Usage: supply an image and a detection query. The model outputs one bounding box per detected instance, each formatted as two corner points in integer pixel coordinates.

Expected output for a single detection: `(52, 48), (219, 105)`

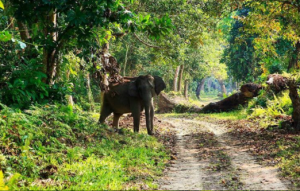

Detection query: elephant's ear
(154, 76), (166, 95)
(128, 81), (139, 97)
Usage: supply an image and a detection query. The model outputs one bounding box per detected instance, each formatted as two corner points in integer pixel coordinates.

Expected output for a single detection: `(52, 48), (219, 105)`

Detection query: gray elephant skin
(99, 75), (166, 135)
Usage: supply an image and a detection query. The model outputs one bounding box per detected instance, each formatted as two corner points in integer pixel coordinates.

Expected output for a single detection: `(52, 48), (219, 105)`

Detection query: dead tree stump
(266, 74), (288, 93)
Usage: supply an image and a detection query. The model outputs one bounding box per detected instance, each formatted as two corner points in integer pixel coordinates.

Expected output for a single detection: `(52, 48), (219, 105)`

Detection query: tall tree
(7, 0), (173, 84)
(221, 9), (261, 82)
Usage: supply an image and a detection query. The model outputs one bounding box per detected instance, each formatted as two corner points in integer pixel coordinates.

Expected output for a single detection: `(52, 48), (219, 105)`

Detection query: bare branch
(133, 33), (162, 49)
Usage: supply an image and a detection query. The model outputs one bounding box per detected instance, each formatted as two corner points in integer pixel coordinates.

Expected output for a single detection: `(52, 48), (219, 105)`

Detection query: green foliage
(248, 91), (292, 128)
(0, 0), (175, 109)
(0, 103), (169, 189)
(221, 8), (261, 82)
(136, 14), (174, 40)
(247, 89), (268, 109)
(0, 58), (49, 108)
(0, 31), (11, 42)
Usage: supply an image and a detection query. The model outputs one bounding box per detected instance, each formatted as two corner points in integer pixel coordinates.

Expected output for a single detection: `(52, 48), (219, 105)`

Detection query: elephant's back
(108, 81), (131, 95)
(104, 82), (132, 113)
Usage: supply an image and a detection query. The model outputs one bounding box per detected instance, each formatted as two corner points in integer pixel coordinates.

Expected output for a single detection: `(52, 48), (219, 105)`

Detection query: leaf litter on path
(157, 116), (294, 190)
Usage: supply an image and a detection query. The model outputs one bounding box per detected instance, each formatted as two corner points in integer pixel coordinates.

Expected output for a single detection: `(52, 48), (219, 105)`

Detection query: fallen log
(157, 83), (262, 113)
(200, 83), (262, 113)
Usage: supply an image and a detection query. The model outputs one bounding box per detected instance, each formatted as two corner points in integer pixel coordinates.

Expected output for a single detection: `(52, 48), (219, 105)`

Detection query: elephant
(99, 75), (166, 135)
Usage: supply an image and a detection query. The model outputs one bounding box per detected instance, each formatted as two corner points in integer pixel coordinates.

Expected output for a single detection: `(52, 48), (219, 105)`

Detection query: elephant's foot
(147, 130), (154, 136)
(134, 127), (139, 133)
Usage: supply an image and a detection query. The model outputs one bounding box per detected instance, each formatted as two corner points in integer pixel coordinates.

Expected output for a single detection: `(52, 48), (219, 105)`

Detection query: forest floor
(117, 111), (299, 190)
(156, 114), (295, 190)
(118, 94), (300, 190)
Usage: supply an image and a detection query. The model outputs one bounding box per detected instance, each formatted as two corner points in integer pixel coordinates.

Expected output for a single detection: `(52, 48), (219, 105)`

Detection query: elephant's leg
(150, 103), (154, 134)
(133, 113), (141, 132)
(112, 113), (122, 128)
(144, 100), (155, 135)
(131, 104), (141, 133)
(99, 106), (113, 124)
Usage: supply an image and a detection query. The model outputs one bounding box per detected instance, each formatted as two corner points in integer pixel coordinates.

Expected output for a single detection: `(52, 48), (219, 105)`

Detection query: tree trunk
(265, 74), (300, 131)
(17, 21), (31, 41)
(219, 79), (227, 95)
(207, 78), (212, 92)
(9, 17), (15, 29)
(123, 45), (129, 76)
(200, 78), (205, 92)
(158, 83), (262, 114)
(86, 73), (95, 111)
(173, 66), (180, 91)
(43, 49), (57, 84)
(178, 65), (184, 92)
(43, 11), (58, 84)
(66, 70), (74, 106)
(101, 43), (110, 88)
(200, 83), (262, 113)
(288, 80), (300, 130)
(99, 42), (110, 105)
(184, 80), (189, 99)
(196, 81), (201, 99)
(288, 41), (300, 71)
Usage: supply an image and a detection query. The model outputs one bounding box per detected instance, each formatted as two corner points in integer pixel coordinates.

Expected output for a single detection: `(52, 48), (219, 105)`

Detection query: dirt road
(158, 116), (292, 190)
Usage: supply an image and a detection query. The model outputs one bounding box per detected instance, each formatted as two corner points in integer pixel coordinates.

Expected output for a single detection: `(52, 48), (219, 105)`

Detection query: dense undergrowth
(247, 90), (293, 128)
(0, 103), (169, 190)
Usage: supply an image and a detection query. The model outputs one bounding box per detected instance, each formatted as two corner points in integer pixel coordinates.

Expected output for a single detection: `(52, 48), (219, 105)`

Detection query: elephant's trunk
(144, 99), (154, 135)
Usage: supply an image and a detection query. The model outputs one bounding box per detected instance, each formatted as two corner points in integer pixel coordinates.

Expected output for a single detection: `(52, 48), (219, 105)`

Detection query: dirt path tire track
(158, 117), (291, 190)
(159, 133), (204, 190)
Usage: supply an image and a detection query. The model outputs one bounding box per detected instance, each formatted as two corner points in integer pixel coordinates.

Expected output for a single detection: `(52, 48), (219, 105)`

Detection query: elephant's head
(128, 75), (166, 98)
(128, 75), (166, 135)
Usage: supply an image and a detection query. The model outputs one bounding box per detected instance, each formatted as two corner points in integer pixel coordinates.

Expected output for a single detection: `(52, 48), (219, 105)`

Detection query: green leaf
(0, 0), (4, 10)
(0, 31), (12, 42)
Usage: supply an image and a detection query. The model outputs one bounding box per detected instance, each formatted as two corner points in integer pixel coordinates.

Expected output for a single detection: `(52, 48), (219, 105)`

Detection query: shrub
(248, 90), (293, 128)
(0, 103), (168, 190)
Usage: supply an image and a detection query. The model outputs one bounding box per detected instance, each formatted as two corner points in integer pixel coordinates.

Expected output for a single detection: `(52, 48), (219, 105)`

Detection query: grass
(199, 110), (248, 120)
(0, 103), (169, 190)
(158, 109), (248, 121)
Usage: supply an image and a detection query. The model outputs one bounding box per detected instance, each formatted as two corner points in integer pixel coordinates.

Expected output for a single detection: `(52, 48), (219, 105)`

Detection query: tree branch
(133, 33), (162, 49)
